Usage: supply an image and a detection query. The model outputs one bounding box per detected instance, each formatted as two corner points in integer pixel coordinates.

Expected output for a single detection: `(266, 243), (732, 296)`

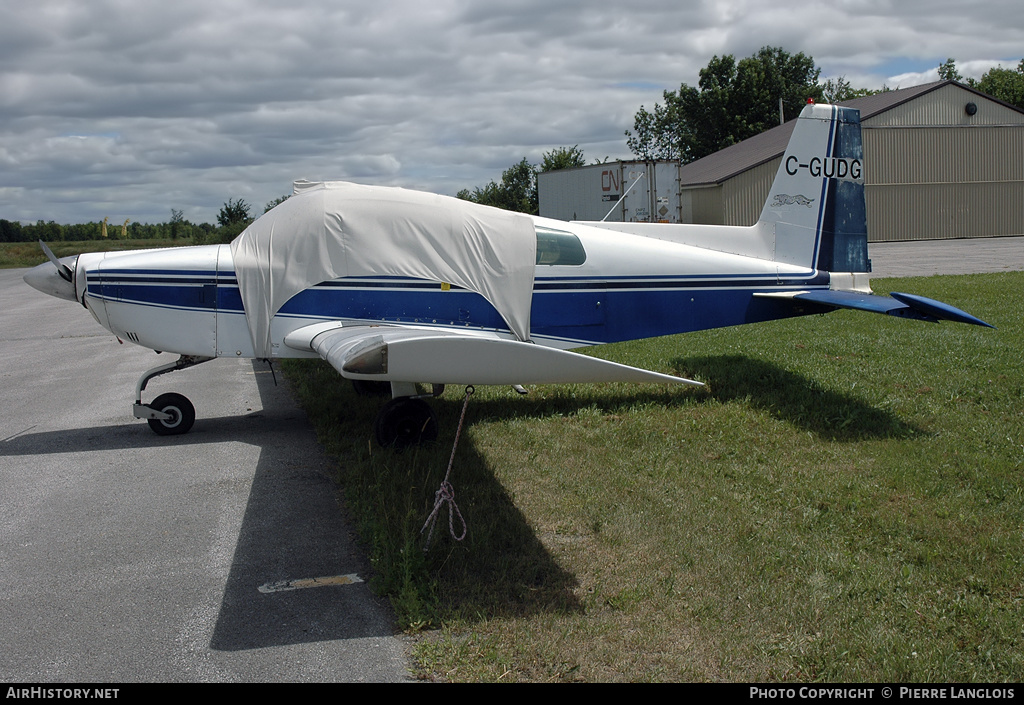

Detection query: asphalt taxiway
(0, 268), (411, 682)
(866, 235), (1024, 278)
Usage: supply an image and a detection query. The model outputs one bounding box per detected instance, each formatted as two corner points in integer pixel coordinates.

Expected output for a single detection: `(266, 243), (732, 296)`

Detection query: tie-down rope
(421, 385), (474, 550)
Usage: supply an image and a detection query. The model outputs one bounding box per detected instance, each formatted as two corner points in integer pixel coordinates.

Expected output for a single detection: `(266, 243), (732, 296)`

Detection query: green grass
(0, 239), (195, 268)
(283, 272), (1023, 682)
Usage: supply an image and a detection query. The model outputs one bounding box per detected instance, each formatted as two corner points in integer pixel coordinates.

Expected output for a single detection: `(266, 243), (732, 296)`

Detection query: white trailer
(538, 160), (683, 223)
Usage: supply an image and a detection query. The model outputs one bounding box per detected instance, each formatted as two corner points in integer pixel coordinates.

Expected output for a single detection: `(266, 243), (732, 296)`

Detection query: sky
(2, 0), (1022, 225)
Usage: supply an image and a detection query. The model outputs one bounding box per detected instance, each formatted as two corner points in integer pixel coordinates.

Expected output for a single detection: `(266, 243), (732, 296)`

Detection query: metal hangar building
(538, 81), (1024, 242)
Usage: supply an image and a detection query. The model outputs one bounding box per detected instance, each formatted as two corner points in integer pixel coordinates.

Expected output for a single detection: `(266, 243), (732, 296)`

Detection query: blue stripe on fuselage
(86, 270), (831, 346)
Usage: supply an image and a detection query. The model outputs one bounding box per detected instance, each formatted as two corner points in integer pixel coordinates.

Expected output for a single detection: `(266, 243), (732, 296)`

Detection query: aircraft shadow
(385, 354), (918, 624)
(670, 354), (922, 440)
(2, 363), (584, 643)
(1, 369), (400, 648)
(427, 352), (919, 447)
(449, 385), (691, 424)
(212, 354), (920, 640)
(0, 411), (298, 456)
(208, 363), (398, 650)
(312, 384), (585, 624)
(391, 352), (917, 623)
(235, 350), (916, 631)
(425, 440), (583, 621)
(212, 365), (582, 649)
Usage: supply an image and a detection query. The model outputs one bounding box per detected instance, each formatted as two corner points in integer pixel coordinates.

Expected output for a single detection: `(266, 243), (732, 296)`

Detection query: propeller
(23, 241), (78, 302)
(39, 240), (74, 282)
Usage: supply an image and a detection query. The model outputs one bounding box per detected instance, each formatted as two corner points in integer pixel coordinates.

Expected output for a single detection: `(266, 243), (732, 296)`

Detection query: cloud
(1, 0), (1021, 224)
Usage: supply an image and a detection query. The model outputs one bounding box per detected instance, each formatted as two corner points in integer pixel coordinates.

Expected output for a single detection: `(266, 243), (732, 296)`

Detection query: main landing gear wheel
(374, 397), (438, 448)
(146, 392), (196, 436)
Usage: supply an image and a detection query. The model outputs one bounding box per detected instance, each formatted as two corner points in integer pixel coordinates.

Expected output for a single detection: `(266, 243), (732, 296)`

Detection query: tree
(170, 208), (185, 240)
(626, 46), (824, 164)
(939, 58), (1024, 110)
(265, 195), (290, 213)
(217, 198), (252, 227)
(820, 76), (879, 103)
(215, 198), (254, 244)
(540, 145), (586, 172)
(938, 58), (963, 82)
(457, 158), (538, 214)
(0, 219), (23, 243)
(974, 59), (1024, 110)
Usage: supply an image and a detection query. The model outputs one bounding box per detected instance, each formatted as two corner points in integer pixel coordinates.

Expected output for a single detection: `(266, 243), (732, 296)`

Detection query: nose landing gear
(132, 355), (213, 436)
(145, 392), (196, 436)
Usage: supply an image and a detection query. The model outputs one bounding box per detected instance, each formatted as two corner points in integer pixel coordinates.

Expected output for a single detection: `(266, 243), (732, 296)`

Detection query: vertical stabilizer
(760, 103), (868, 272)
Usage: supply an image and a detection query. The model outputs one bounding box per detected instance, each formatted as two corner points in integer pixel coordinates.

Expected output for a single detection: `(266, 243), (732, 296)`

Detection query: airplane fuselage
(73, 217), (831, 360)
(24, 105), (991, 443)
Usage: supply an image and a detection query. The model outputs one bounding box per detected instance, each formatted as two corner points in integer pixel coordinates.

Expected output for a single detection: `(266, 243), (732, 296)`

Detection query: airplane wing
(755, 290), (994, 328)
(284, 322), (704, 387)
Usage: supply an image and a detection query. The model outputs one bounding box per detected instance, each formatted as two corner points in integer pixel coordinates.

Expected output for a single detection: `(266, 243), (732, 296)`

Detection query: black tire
(374, 397), (438, 448)
(146, 392), (196, 436)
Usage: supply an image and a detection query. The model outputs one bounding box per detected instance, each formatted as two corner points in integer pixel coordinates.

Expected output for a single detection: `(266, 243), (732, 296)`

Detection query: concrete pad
(868, 236), (1024, 278)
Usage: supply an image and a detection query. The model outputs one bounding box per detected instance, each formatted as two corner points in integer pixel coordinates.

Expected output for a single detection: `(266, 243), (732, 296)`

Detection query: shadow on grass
(673, 354), (922, 441)
(282, 360), (584, 626)
(418, 355), (920, 444)
(286, 350), (922, 628)
(420, 434), (584, 621)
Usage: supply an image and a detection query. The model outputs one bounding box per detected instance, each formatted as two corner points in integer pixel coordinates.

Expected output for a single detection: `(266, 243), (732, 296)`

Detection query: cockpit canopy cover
(231, 180), (537, 357)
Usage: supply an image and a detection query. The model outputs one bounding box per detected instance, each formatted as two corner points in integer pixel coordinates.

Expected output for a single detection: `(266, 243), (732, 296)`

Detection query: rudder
(760, 103), (869, 273)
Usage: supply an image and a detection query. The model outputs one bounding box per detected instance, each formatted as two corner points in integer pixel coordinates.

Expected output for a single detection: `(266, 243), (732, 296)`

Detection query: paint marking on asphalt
(258, 573), (364, 593)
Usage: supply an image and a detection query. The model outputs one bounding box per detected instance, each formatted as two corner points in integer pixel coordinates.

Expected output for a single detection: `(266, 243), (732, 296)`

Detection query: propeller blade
(39, 240), (73, 282)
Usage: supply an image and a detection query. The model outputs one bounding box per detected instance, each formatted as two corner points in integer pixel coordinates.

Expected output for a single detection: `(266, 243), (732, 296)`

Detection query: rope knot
(421, 386), (474, 551)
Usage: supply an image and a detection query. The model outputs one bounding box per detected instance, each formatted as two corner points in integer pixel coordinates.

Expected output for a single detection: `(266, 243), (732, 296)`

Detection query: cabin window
(535, 227), (586, 266)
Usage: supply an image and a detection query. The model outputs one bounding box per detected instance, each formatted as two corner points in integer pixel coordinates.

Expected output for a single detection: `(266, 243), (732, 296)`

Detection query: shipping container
(538, 160), (683, 223)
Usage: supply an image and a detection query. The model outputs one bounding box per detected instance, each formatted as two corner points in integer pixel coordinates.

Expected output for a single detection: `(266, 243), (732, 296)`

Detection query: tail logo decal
(771, 194), (816, 208)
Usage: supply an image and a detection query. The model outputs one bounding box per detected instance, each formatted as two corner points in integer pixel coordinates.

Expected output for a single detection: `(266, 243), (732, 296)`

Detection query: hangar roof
(677, 80), (1021, 188)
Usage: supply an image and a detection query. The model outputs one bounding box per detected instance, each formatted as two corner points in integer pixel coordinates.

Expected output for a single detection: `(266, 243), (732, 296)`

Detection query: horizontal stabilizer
(287, 323), (704, 386)
(888, 292), (994, 328)
(760, 289), (993, 328)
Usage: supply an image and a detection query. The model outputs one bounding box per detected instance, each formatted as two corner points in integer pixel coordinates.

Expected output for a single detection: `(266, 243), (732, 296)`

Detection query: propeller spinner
(23, 241), (78, 302)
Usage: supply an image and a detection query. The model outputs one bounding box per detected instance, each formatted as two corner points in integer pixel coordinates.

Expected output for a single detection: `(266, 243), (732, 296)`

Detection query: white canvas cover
(230, 180), (537, 357)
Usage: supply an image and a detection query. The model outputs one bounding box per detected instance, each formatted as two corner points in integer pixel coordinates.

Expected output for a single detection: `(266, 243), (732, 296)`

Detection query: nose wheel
(133, 355), (212, 436)
(145, 392), (196, 436)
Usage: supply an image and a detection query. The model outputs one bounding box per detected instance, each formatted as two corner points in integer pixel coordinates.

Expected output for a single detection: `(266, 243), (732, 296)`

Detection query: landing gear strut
(374, 397), (438, 448)
(132, 355), (213, 436)
(371, 383), (447, 448)
(351, 379), (391, 396)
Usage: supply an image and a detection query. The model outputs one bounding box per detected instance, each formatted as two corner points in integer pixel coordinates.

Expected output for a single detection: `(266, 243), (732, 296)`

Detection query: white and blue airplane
(24, 103), (991, 446)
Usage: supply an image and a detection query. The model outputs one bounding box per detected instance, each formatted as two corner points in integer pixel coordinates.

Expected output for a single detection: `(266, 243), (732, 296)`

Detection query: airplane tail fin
(756, 104), (993, 327)
(575, 103), (869, 274)
(760, 102), (869, 273)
